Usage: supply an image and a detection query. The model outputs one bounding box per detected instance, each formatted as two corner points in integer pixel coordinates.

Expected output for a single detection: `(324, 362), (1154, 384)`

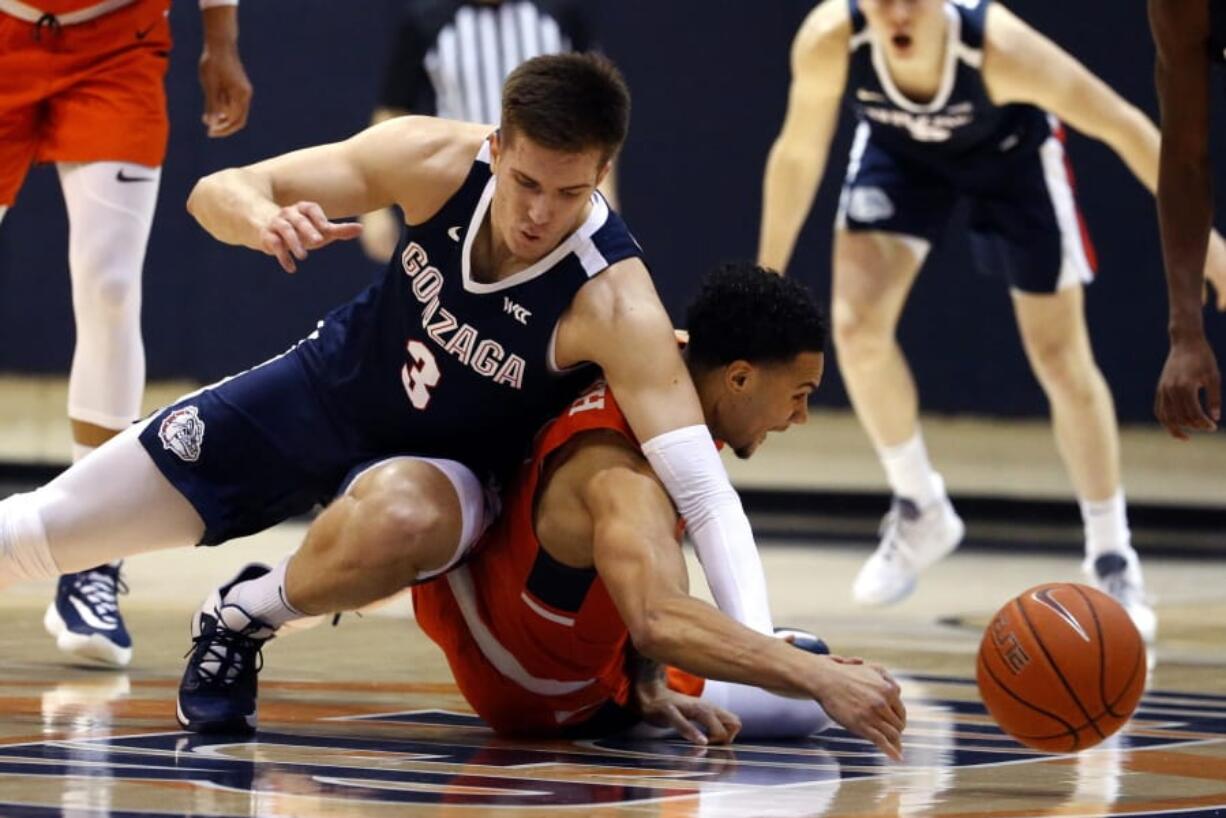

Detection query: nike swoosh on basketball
(1031, 588), (1091, 642)
(69, 596), (118, 631)
(447, 226), (463, 242)
(116, 169), (154, 183)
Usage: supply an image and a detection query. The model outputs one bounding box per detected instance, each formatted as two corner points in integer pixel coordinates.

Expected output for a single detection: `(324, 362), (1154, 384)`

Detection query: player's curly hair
(501, 52), (630, 163)
(685, 262), (828, 370)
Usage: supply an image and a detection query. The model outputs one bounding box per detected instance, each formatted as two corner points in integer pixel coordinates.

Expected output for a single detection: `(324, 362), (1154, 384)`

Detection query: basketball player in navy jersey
(1149, 0), (1226, 440)
(759, 0), (1226, 640)
(0, 54), (775, 735)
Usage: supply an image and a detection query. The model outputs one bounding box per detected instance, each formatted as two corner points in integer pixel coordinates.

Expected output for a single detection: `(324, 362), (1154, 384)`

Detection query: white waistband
(0, 0), (137, 25)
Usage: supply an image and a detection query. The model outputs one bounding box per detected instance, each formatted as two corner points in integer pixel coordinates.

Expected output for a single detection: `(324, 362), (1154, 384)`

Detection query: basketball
(976, 582), (1147, 752)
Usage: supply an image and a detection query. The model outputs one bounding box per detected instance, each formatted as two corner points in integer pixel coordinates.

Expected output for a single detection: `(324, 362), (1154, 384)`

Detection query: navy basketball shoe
(177, 563), (277, 734)
(44, 563), (133, 667)
(1085, 551), (1157, 644)
(775, 627), (830, 656)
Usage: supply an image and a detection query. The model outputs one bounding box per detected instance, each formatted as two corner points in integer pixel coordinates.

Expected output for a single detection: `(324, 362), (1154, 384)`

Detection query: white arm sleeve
(641, 424), (773, 634)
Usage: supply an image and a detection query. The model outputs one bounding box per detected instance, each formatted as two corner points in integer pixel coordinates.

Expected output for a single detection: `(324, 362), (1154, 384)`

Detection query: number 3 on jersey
(402, 340), (440, 409)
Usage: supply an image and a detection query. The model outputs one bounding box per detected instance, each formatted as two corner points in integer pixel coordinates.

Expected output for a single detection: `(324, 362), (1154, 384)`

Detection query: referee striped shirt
(380, 0), (595, 124)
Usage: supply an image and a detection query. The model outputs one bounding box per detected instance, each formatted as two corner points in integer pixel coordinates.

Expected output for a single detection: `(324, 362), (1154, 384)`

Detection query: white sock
(879, 431), (943, 507)
(0, 493), (62, 586)
(1080, 489), (1132, 559)
(223, 557), (306, 629)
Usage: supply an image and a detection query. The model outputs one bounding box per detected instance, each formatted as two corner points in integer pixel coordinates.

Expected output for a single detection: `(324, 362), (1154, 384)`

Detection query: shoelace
(877, 507), (903, 559)
(70, 569), (129, 624)
(876, 500), (917, 559)
(184, 625), (266, 688)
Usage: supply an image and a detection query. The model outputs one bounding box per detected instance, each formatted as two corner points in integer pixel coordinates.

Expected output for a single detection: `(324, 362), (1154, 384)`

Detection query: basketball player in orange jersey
(409, 264), (905, 756)
(760, 0), (1226, 640)
(0, 0), (251, 667)
(1148, 0), (1226, 440)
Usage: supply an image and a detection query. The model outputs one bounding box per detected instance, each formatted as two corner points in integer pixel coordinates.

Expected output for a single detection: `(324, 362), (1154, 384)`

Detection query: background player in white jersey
(1148, 0), (1226, 440)
(0, 0), (251, 667)
(759, 0), (1226, 640)
(0, 54), (776, 735)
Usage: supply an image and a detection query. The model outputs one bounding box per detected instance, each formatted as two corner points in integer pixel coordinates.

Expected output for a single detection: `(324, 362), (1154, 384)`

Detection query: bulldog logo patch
(159, 406), (205, 463)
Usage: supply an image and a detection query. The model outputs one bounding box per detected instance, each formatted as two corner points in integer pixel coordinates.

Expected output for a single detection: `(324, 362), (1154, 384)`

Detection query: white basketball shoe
(1085, 550), (1157, 644)
(853, 482), (965, 606)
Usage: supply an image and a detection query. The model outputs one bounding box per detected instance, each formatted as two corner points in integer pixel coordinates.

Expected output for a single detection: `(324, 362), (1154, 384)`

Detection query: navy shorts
(837, 122), (1097, 293)
(140, 349), (388, 546)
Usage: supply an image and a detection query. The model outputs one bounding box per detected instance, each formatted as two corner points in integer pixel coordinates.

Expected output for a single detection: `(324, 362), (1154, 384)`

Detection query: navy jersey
(845, 0), (1050, 174)
(297, 140), (641, 480)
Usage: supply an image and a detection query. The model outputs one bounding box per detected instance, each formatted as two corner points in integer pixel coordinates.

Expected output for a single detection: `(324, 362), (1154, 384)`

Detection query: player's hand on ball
(260, 202), (364, 273)
(814, 657), (906, 761)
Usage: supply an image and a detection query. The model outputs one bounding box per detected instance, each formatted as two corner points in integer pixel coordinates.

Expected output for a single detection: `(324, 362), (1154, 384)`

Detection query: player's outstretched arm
(983, 4), (1162, 193)
(558, 260), (773, 634)
(759, 0), (849, 273)
(187, 117), (485, 273)
(1149, 0), (1222, 438)
(582, 448), (906, 758)
(198, 2), (251, 138)
(987, 2), (1226, 313)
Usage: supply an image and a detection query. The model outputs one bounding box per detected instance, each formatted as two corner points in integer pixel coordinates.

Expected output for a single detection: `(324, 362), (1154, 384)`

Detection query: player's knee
(374, 499), (446, 557)
(1028, 339), (1098, 397)
(72, 248), (142, 317)
(832, 300), (889, 358)
(347, 470), (449, 574)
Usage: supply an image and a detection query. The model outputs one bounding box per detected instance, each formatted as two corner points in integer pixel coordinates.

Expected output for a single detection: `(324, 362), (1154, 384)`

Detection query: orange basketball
(976, 582), (1146, 752)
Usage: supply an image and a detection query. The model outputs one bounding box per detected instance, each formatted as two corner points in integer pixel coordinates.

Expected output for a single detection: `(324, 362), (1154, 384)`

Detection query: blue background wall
(2, 0), (1224, 422)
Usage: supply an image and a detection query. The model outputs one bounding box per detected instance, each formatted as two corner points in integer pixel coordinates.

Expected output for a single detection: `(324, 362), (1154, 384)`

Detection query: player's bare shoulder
(357, 116), (495, 224)
(979, 2), (1049, 103)
(789, 0), (851, 95)
(794, 0), (852, 63)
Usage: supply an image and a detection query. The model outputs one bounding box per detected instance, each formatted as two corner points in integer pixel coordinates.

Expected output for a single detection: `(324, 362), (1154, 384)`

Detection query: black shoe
(176, 563), (276, 734)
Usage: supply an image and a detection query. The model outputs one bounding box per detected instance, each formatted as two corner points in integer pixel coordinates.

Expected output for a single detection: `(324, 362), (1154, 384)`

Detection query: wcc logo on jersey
(503, 296), (532, 325)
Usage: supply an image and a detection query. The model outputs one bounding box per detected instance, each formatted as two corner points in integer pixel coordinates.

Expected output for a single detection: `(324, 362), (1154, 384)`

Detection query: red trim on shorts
(1052, 122), (1099, 274)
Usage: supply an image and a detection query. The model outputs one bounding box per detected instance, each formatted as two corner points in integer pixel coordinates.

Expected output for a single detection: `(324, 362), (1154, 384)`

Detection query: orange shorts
(0, 0), (172, 205)
(412, 578), (706, 737)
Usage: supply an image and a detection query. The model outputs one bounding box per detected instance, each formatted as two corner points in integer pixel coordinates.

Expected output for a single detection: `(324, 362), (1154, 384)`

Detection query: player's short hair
(501, 52), (630, 163)
(685, 262), (828, 370)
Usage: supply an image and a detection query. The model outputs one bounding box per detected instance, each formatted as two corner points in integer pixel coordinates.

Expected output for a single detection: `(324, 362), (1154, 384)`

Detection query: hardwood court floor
(0, 536), (1223, 818)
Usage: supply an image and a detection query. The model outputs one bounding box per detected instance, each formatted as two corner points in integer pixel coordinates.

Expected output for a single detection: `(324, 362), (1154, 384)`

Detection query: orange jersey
(413, 379), (702, 737)
(27, 0), (163, 14)
(0, 0), (172, 204)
